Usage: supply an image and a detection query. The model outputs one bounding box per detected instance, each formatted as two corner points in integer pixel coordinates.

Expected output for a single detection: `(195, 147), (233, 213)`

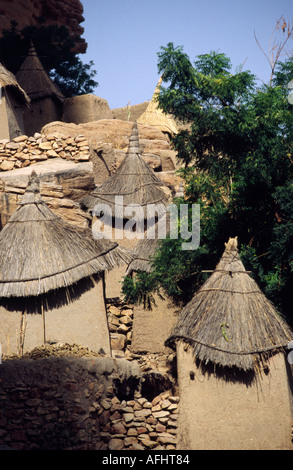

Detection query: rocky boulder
(0, 159), (94, 228)
(0, 0), (86, 53)
(42, 119), (177, 176)
(111, 102), (149, 122)
(63, 95), (112, 124)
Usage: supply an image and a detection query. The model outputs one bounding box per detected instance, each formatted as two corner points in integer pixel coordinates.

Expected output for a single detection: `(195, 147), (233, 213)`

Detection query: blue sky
(80, 0), (292, 109)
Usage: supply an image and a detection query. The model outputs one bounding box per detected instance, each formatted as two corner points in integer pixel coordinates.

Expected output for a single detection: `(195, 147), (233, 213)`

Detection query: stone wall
(98, 388), (178, 450)
(0, 291), (179, 451)
(0, 132), (91, 171)
(0, 132), (97, 228)
(42, 120), (179, 175)
(107, 297), (178, 358)
(0, 353), (178, 451)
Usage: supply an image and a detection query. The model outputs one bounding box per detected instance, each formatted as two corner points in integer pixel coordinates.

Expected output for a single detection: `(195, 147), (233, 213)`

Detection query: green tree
(0, 20), (98, 97)
(123, 43), (293, 325)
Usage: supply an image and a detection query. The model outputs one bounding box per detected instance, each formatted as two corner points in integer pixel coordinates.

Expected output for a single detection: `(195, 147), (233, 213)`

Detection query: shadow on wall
(0, 274), (101, 314)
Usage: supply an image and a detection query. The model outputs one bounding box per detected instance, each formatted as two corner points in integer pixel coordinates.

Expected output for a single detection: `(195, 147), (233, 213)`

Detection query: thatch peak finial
(21, 171), (42, 204)
(154, 75), (164, 96)
(28, 40), (38, 57)
(225, 237), (238, 252)
(127, 122), (141, 155)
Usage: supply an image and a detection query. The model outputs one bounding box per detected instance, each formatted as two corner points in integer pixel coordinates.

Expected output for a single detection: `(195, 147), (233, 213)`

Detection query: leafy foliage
(123, 43), (293, 326)
(0, 20), (98, 97)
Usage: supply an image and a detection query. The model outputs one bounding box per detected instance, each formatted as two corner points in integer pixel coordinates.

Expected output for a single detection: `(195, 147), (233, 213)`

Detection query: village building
(137, 76), (178, 137)
(0, 171), (131, 357)
(16, 42), (64, 136)
(80, 122), (172, 229)
(0, 63), (30, 140)
(80, 123), (171, 298)
(80, 122), (173, 298)
(62, 93), (112, 124)
(125, 215), (180, 355)
(166, 237), (293, 450)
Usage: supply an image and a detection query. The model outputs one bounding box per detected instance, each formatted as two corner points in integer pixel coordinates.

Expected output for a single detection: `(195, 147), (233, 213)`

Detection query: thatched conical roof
(80, 123), (171, 219)
(0, 62), (30, 105)
(16, 42), (64, 102)
(125, 212), (171, 275)
(0, 171), (131, 298)
(126, 236), (158, 276)
(137, 76), (178, 135)
(166, 237), (293, 372)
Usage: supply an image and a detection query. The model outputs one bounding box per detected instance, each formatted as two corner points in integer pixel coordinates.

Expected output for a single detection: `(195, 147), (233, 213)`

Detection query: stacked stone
(0, 369), (105, 450)
(128, 351), (177, 377)
(0, 133), (91, 171)
(107, 303), (133, 357)
(98, 389), (179, 450)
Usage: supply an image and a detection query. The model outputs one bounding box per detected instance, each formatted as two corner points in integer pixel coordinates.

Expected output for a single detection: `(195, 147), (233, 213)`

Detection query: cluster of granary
(0, 121), (291, 449)
(0, 122), (174, 357)
(0, 47), (292, 449)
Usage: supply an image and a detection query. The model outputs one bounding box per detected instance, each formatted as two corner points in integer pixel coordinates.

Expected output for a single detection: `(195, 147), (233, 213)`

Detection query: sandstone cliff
(0, 0), (86, 53)
(43, 119), (179, 174)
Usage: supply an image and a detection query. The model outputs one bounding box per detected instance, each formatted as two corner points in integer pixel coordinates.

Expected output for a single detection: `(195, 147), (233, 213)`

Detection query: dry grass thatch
(80, 123), (171, 219)
(166, 237), (293, 372)
(16, 42), (64, 102)
(126, 237), (158, 276)
(0, 171), (132, 298)
(137, 76), (178, 135)
(0, 63), (30, 105)
(125, 213), (170, 275)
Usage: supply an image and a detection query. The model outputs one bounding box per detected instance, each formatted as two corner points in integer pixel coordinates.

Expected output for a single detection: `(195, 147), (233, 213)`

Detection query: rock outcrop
(0, 159), (94, 229)
(0, 131), (97, 228)
(63, 95), (112, 124)
(43, 119), (179, 176)
(0, 119), (183, 229)
(111, 102), (149, 122)
(0, 0), (86, 53)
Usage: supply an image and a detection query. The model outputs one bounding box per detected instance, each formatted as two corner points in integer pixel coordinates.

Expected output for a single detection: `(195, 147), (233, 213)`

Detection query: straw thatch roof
(0, 63), (30, 105)
(125, 213), (170, 275)
(166, 237), (293, 372)
(0, 171), (131, 298)
(137, 76), (178, 135)
(80, 123), (171, 219)
(16, 42), (64, 102)
(126, 237), (158, 276)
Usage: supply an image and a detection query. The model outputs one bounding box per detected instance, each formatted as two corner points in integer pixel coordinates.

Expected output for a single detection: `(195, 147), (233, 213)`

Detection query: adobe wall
(0, 95), (10, 140)
(0, 279), (111, 357)
(63, 94), (112, 124)
(0, 354), (179, 450)
(23, 97), (63, 136)
(176, 341), (293, 450)
(5, 91), (26, 140)
(131, 294), (180, 354)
